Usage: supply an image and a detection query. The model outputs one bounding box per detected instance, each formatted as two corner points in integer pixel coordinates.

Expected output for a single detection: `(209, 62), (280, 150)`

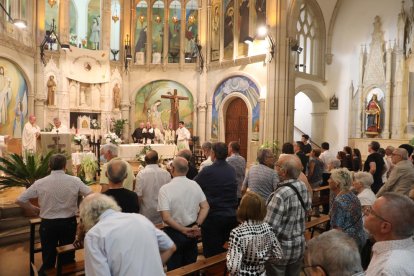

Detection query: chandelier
(48, 0), (57, 8)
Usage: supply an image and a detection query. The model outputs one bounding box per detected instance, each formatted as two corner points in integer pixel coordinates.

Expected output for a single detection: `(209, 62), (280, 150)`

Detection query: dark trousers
(201, 215), (238, 258)
(164, 227), (198, 271)
(39, 217), (77, 273)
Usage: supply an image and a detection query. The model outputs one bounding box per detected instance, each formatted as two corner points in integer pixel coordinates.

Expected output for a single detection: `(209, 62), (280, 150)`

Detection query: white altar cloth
(117, 144), (178, 161)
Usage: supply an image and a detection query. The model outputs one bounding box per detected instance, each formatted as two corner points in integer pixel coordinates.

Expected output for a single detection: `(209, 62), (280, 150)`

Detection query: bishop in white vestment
(22, 115), (40, 156)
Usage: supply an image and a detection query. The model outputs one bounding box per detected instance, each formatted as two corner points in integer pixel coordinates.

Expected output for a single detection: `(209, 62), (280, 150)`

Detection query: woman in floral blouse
(227, 191), (282, 275)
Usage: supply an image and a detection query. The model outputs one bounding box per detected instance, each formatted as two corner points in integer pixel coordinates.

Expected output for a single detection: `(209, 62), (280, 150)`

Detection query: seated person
(132, 122), (145, 143)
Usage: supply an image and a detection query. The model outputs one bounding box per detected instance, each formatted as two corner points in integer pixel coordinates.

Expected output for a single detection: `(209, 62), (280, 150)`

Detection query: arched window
(110, 0), (121, 60)
(168, 0), (181, 63)
(185, 0), (198, 63)
(151, 0), (164, 64)
(295, 1), (325, 78)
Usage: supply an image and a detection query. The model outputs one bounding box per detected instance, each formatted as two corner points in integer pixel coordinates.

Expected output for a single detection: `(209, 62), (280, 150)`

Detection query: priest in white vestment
(51, 117), (69, 133)
(176, 121), (190, 150)
(22, 115), (40, 157)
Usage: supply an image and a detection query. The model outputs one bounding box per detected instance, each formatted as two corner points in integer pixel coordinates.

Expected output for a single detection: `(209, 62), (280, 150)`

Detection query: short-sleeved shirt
(363, 152), (385, 193)
(17, 170), (91, 219)
(226, 153), (246, 199)
(242, 164), (279, 201)
(158, 176), (206, 226)
(104, 188), (139, 213)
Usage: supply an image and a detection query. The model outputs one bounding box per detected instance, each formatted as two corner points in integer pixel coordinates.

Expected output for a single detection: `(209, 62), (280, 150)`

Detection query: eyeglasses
(363, 206), (391, 224)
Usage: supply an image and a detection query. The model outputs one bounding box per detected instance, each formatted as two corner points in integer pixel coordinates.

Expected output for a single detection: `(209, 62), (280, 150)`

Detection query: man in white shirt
(158, 156), (209, 270)
(176, 121), (191, 150)
(320, 142), (336, 173)
(79, 193), (176, 276)
(199, 141), (213, 171)
(364, 193), (414, 275)
(51, 117), (69, 133)
(16, 154), (92, 273)
(22, 115), (40, 157)
(135, 150), (171, 224)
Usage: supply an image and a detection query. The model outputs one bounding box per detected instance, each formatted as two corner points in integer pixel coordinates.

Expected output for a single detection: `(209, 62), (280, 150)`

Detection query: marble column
(383, 42), (392, 138)
(310, 112), (327, 146)
(206, 102), (213, 141)
(101, 0), (112, 51)
(120, 76), (130, 142)
(197, 103), (207, 143)
(259, 98), (265, 145)
(356, 46), (365, 138)
(58, 0), (70, 43)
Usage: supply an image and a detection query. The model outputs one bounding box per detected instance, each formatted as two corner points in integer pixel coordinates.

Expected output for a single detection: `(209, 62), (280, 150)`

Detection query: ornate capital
(197, 103), (207, 111)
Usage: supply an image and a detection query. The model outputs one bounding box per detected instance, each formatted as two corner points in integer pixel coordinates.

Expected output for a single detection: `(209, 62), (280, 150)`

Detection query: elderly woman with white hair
(352, 172), (376, 208)
(329, 168), (365, 250)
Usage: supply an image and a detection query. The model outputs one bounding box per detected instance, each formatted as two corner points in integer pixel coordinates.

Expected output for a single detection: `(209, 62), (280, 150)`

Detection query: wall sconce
(124, 34), (132, 72)
(48, 0), (57, 8)
(0, 3), (27, 29)
(112, 5), (119, 23)
(291, 43), (303, 53)
(139, 15), (145, 26)
(40, 19), (70, 65)
(244, 25), (275, 63)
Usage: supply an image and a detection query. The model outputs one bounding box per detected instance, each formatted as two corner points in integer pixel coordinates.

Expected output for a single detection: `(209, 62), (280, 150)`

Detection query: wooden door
(225, 98), (248, 159)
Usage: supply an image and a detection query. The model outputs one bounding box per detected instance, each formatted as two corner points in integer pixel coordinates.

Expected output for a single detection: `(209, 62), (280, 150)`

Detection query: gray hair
(101, 143), (118, 157)
(329, 159), (341, 170)
(257, 148), (273, 165)
(353, 172), (374, 188)
(380, 193), (414, 238)
(306, 229), (363, 275)
(79, 193), (121, 232)
(107, 159), (127, 184)
(330, 168), (353, 191)
(201, 142), (212, 151)
(172, 156), (189, 175)
(278, 154), (301, 179)
(394, 148), (408, 160)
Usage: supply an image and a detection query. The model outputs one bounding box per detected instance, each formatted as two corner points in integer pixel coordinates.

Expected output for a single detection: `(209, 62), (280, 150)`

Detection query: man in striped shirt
(16, 154), (92, 274)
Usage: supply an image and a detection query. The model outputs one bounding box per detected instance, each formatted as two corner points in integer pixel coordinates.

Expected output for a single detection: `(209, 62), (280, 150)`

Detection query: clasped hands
(182, 225), (201, 238)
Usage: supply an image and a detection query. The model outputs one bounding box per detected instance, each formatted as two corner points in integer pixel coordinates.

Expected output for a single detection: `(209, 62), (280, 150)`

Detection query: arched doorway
(225, 98), (248, 159)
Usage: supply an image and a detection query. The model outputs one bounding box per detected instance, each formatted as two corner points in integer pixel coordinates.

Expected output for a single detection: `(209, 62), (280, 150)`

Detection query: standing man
(158, 157), (209, 270)
(364, 193), (414, 275)
(16, 154), (91, 274)
(376, 148), (414, 197)
(100, 144), (134, 192)
(177, 149), (198, 179)
(226, 141), (246, 203)
(22, 115), (40, 157)
(242, 148), (278, 201)
(363, 141), (385, 194)
(78, 193), (176, 276)
(176, 121), (191, 150)
(294, 141), (307, 173)
(132, 122), (145, 143)
(143, 121), (155, 144)
(301, 134), (312, 155)
(320, 142), (336, 173)
(199, 141), (213, 171)
(103, 159), (139, 213)
(51, 117), (69, 133)
(194, 142), (238, 257)
(265, 154), (311, 275)
(135, 150), (171, 224)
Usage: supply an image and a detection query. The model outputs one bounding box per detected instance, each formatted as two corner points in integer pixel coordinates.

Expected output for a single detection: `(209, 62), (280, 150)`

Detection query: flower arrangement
(90, 119), (100, 129)
(104, 132), (122, 145)
(73, 134), (89, 151)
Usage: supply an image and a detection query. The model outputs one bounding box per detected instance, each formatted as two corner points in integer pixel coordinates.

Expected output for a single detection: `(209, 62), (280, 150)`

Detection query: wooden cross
(161, 89), (189, 130)
(47, 136), (66, 153)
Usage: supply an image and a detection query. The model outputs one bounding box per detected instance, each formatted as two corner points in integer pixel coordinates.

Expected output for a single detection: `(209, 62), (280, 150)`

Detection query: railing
(293, 126), (321, 149)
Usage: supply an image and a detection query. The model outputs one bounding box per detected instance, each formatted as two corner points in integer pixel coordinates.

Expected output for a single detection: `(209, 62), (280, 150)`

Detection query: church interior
(0, 0), (413, 275)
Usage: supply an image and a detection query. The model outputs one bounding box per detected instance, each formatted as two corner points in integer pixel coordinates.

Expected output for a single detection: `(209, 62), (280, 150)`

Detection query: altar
(117, 144), (178, 161)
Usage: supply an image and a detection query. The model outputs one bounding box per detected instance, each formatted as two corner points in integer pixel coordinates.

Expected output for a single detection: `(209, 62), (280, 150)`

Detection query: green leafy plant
(260, 140), (280, 158)
(111, 118), (128, 138)
(78, 156), (98, 183)
(410, 137), (414, 146)
(0, 151), (54, 190)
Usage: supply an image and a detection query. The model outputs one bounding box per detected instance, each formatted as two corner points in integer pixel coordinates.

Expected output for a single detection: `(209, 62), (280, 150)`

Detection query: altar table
(117, 144), (178, 161)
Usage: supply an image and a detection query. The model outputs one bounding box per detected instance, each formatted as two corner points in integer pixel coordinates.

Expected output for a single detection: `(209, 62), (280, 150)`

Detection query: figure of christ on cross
(47, 135), (66, 153)
(161, 89), (189, 130)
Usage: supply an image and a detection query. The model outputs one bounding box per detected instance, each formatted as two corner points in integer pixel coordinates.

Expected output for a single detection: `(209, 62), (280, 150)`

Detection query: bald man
(22, 115), (40, 157)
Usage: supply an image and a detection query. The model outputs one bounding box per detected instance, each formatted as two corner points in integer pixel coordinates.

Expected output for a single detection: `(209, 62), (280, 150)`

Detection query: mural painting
(134, 80), (194, 132)
(212, 75), (260, 140)
(0, 58), (28, 138)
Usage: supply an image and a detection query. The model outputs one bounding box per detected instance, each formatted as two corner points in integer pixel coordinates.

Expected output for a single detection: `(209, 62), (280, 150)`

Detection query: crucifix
(47, 133), (66, 153)
(161, 89), (189, 130)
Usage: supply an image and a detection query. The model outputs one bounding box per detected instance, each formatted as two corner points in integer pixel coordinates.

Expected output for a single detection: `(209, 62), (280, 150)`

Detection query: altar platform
(117, 143), (178, 161)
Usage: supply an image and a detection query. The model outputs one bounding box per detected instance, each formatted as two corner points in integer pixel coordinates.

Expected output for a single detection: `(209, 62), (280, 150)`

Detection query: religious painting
(212, 75), (260, 140)
(45, 0), (59, 34)
(134, 80), (194, 133)
(329, 94), (338, 110)
(152, 0), (165, 64)
(168, 0), (181, 63)
(87, 0), (101, 50)
(135, 1), (148, 64)
(0, 58), (28, 138)
(238, 0), (249, 57)
(210, 0), (221, 61)
(223, 0), (235, 60)
(184, 0), (199, 63)
(365, 88), (384, 135)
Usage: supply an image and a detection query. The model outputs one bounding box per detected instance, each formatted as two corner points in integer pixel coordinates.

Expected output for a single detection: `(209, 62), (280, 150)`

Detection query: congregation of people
(15, 131), (414, 275)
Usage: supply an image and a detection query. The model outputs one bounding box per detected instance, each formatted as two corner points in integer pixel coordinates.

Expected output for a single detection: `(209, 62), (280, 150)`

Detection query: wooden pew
(30, 218), (42, 276)
(45, 244), (85, 276)
(305, 214), (330, 240)
(166, 252), (228, 276)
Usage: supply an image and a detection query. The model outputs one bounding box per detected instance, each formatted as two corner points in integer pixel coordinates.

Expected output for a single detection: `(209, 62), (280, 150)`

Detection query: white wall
(315, 0), (401, 152)
(294, 92), (312, 140)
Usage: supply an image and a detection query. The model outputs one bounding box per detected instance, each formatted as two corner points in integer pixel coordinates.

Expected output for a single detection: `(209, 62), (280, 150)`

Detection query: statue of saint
(113, 83), (121, 109)
(365, 94), (381, 132)
(47, 75), (57, 106)
(89, 17), (100, 50)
